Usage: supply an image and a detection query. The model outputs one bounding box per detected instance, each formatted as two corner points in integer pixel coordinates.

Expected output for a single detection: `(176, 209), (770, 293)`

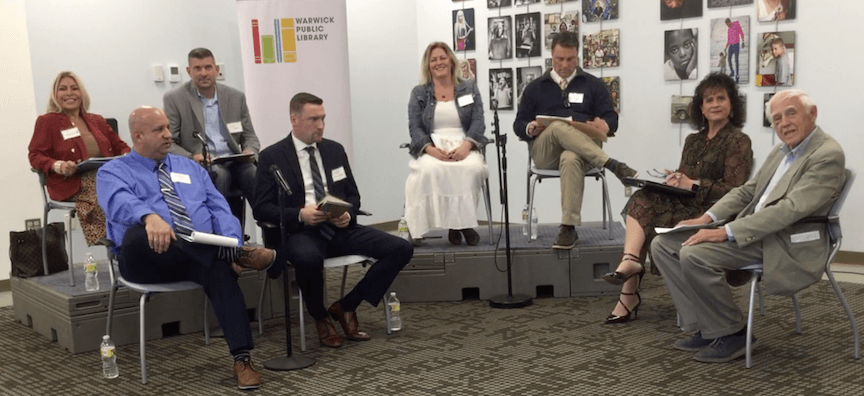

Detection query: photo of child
(488, 16), (513, 60)
(489, 68), (514, 110)
(710, 16), (749, 84)
(756, 31), (794, 86)
(664, 28), (698, 81)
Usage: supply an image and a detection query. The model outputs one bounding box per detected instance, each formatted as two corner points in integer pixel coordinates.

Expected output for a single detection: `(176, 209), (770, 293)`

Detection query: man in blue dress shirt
(97, 106), (275, 390)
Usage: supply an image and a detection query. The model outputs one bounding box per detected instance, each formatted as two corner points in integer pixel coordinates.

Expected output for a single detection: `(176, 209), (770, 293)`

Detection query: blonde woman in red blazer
(28, 71), (131, 245)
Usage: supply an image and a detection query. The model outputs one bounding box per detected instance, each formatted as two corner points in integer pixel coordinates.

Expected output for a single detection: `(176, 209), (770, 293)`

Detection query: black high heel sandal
(602, 253), (645, 286)
(604, 291), (642, 324)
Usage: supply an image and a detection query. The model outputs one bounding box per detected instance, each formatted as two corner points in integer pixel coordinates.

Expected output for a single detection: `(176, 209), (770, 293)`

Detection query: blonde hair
(419, 42), (463, 85)
(46, 71), (90, 114)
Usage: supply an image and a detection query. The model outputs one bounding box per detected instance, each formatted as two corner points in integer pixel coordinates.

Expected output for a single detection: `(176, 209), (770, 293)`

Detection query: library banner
(236, 0), (353, 157)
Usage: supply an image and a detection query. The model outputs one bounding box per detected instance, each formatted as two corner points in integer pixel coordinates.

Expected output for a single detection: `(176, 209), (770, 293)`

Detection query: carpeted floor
(1, 266), (863, 396)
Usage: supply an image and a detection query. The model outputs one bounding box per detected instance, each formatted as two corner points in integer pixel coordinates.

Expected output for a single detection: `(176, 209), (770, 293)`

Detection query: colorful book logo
(252, 18), (297, 64)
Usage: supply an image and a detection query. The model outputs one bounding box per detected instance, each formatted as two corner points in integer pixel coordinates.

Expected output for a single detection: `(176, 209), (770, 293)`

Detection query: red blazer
(28, 112), (131, 201)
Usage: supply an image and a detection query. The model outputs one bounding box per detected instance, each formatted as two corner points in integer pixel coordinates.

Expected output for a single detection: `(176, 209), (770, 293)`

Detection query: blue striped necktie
(304, 146), (334, 240)
(157, 162), (195, 240)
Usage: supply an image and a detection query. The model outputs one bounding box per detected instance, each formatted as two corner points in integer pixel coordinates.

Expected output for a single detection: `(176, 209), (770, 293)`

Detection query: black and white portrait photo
(517, 66), (542, 106)
(488, 16), (513, 60)
(489, 68), (514, 110)
(488, 0), (513, 8)
(515, 12), (541, 58)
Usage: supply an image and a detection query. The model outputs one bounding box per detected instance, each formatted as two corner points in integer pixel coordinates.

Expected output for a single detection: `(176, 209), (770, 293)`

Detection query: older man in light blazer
(163, 48), (260, 211)
(651, 89), (846, 363)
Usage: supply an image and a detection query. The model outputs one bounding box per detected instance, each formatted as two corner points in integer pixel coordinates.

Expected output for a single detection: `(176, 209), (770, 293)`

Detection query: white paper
(61, 127), (81, 140)
(655, 220), (725, 234)
(457, 94), (474, 107)
(790, 230), (820, 243)
(189, 231), (239, 247)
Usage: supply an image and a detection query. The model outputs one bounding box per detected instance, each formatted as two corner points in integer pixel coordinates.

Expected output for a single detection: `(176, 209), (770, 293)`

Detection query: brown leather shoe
(327, 301), (372, 341)
(232, 359), (262, 390)
(315, 318), (343, 348)
(236, 246), (276, 271)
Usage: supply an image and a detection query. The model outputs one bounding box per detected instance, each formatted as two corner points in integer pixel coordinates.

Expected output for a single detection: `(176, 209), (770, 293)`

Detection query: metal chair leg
(257, 274), (269, 335)
(599, 173), (613, 240)
(757, 281), (765, 315)
(41, 208), (50, 276)
(746, 277), (758, 368)
(203, 296), (210, 345)
(298, 288), (306, 352)
(140, 293), (148, 384)
(527, 176), (538, 242)
(106, 282), (118, 337)
(791, 294), (802, 334)
(384, 295), (392, 335)
(66, 213), (76, 287)
(482, 179), (494, 245)
(826, 269), (861, 359)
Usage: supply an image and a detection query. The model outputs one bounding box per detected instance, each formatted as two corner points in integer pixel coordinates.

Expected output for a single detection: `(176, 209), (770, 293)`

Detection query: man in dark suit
(252, 93), (413, 348)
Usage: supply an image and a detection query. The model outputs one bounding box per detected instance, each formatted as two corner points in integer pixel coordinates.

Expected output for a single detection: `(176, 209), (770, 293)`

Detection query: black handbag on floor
(9, 222), (69, 278)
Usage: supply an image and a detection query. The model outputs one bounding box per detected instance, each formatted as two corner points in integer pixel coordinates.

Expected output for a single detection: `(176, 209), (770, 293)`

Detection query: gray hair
(765, 89), (816, 126)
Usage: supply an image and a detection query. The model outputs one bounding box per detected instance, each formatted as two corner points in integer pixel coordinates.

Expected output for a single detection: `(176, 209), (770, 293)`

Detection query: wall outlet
(216, 62), (225, 80)
(25, 219), (41, 230)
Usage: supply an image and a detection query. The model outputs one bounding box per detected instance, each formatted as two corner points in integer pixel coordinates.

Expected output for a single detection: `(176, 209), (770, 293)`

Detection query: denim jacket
(407, 80), (487, 158)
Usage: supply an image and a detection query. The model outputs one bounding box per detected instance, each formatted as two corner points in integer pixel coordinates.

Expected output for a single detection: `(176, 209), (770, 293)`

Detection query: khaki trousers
(530, 121), (609, 225)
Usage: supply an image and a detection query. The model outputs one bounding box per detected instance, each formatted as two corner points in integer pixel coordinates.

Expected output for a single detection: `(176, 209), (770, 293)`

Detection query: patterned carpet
(1, 266), (863, 395)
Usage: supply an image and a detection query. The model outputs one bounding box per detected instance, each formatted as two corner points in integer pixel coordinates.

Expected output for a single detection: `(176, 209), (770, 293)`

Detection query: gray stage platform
(390, 221), (626, 302)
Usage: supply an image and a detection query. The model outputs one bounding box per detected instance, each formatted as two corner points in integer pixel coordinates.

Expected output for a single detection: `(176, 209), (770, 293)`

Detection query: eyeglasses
(646, 168), (675, 179)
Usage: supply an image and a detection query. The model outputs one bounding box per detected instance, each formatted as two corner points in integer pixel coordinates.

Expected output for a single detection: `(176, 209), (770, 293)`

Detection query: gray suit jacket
(163, 81), (260, 158)
(709, 127), (846, 295)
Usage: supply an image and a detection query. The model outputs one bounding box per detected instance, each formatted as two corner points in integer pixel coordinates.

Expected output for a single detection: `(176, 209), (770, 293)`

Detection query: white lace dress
(405, 101), (488, 237)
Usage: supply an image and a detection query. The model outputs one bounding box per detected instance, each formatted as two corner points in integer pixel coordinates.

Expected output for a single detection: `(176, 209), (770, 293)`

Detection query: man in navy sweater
(514, 32), (636, 249)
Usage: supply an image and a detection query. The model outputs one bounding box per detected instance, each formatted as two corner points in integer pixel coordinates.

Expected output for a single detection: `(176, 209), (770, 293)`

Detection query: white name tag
(61, 127), (81, 140)
(170, 172), (191, 184)
(790, 230), (820, 243)
(568, 92), (584, 103)
(331, 166), (347, 182)
(457, 94), (474, 107)
(226, 122), (243, 133)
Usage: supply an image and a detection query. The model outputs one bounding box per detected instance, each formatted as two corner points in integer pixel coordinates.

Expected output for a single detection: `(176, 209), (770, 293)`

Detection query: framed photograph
(603, 76), (620, 113)
(453, 9), (476, 51)
(514, 0), (540, 5)
(756, 31), (794, 86)
(517, 66), (542, 106)
(710, 16), (749, 84)
(582, 29), (619, 69)
(488, 0), (512, 8)
(664, 28), (698, 81)
(707, 0), (754, 7)
(757, 0), (796, 22)
(582, 0), (619, 22)
(546, 0), (577, 4)
(457, 59), (477, 81)
(763, 93), (776, 127)
(489, 68), (514, 110)
(488, 16), (513, 60)
(660, 0), (703, 21)
(515, 12), (541, 58)
(545, 58), (553, 72)
(671, 95), (694, 124)
(544, 11), (579, 51)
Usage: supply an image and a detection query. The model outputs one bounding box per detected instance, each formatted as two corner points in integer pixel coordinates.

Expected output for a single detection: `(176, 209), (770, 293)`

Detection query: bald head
(129, 106), (173, 160)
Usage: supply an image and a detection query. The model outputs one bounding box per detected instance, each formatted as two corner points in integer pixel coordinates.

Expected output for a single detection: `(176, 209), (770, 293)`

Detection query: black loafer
(448, 229), (462, 245)
(461, 228), (480, 246)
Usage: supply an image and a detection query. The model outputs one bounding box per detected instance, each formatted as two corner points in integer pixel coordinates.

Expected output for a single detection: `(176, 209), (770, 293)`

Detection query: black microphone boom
(270, 164), (293, 196)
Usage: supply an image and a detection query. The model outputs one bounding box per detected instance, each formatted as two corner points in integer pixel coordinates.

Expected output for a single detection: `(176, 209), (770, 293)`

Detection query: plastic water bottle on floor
(397, 216), (409, 240)
(100, 335), (119, 379)
(84, 252), (99, 291)
(530, 207), (538, 240)
(387, 292), (402, 331)
(521, 205), (529, 236)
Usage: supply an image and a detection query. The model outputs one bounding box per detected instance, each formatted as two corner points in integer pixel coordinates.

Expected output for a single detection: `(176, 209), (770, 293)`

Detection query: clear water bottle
(387, 292), (402, 332)
(530, 207), (538, 240)
(397, 216), (409, 241)
(521, 205), (529, 236)
(100, 335), (119, 379)
(84, 252), (99, 291)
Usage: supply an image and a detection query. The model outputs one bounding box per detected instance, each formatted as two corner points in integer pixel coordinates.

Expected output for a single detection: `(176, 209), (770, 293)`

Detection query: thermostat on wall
(168, 64), (181, 82)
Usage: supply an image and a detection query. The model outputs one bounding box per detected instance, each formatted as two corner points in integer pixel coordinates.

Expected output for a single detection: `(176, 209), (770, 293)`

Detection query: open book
(535, 116), (607, 142)
(655, 220), (726, 235)
(317, 194), (353, 217)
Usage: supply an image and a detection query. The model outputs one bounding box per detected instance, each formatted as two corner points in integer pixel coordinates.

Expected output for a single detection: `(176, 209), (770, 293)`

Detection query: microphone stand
(194, 132), (216, 181)
(488, 109), (532, 309)
(264, 166), (315, 371)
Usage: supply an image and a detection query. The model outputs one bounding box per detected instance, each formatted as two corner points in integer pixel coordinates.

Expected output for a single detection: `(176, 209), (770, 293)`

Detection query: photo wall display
(517, 66), (542, 106)
(546, 0), (577, 4)
(660, 0), (703, 21)
(756, 31), (794, 86)
(489, 68), (514, 110)
(515, 12), (542, 58)
(763, 93), (776, 127)
(514, 0), (541, 5)
(707, 0), (754, 7)
(544, 11), (579, 51)
(488, 16), (513, 60)
(457, 59), (478, 81)
(582, 0), (618, 22)
(582, 29), (619, 69)
(488, 0), (513, 8)
(757, 0), (795, 22)
(453, 9), (476, 51)
(603, 76), (620, 113)
(663, 28), (698, 81)
(710, 17), (749, 84)
(671, 95), (694, 124)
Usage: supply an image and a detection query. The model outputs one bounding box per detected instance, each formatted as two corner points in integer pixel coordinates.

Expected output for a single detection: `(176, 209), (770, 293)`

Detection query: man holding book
(514, 31), (637, 249)
(252, 93), (413, 349)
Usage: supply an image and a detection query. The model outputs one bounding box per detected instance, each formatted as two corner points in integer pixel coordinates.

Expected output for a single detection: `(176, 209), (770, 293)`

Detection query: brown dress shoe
(233, 359), (262, 390)
(236, 246), (276, 271)
(315, 318), (343, 348)
(327, 301), (372, 341)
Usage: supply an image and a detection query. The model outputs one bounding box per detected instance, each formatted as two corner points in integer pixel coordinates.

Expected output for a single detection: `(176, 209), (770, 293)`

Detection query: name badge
(170, 172), (191, 184)
(61, 127), (81, 140)
(226, 122), (243, 133)
(331, 166), (347, 182)
(790, 230), (820, 243)
(568, 92), (584, 104)
(457, 94), (474, 107)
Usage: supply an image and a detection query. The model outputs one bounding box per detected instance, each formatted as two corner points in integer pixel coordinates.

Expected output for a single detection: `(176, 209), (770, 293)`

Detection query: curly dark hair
(688, 72), (745, 131)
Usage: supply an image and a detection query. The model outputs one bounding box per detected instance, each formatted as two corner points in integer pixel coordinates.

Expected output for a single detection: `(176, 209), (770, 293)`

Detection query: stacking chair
(32, 168), (77, 286)
(526, 146), (614, 240)
(99, 239), (210, 384)
(255, 222), (391, 351)
(740, 169), (858, 368)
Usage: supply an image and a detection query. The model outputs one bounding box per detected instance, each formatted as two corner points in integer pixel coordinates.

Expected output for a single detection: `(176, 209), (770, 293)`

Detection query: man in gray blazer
(163, 48), (260, 213)
(651, 89), (846, 363)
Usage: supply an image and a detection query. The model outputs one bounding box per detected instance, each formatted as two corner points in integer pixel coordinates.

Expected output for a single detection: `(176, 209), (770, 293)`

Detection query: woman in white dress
(406, 42), (488, 245)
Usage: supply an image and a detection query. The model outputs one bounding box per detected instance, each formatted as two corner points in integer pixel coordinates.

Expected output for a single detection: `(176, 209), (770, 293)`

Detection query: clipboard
(75, 155), (123, 173)
(211, 152), (255, 164)
(623, 177), (695, 196)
